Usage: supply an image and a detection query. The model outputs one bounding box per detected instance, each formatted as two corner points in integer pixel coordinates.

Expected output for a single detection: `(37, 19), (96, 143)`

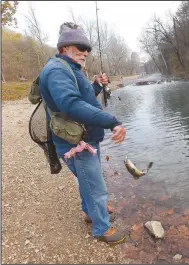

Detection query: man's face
(63, 45), (89, 67)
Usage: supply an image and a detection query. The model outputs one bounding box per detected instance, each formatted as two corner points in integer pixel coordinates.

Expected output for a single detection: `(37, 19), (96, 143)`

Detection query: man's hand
(111, 125), (126, 144)
(94, 73), (109, 86)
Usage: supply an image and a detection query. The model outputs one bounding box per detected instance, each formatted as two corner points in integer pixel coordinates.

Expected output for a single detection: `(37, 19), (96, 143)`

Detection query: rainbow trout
(124, 156), (153, 179)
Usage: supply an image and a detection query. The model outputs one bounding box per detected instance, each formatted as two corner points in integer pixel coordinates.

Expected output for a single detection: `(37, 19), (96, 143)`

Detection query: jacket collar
(55, 54), (81, 70)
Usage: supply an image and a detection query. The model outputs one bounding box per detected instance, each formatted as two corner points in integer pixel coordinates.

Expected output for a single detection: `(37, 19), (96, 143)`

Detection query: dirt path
(2, 99), (133, 264)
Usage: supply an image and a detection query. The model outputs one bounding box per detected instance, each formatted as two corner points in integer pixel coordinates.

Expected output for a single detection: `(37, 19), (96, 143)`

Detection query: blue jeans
(62, 142), (111, 236)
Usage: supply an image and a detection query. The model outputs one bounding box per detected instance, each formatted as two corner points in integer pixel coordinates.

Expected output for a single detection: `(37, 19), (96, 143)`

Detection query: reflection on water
(101, 81), (189, 210)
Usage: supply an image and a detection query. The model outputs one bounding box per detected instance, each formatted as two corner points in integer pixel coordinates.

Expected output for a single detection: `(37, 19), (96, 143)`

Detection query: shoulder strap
(51, 57), (79, 90)
(43, 57), (79, 118)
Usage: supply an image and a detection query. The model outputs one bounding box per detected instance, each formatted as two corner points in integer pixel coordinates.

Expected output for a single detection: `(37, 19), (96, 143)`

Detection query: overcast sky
(12, 1), (180, 57)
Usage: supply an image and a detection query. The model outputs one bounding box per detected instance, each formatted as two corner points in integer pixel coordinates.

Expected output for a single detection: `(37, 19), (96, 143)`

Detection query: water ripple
(102, 80), (189, 202)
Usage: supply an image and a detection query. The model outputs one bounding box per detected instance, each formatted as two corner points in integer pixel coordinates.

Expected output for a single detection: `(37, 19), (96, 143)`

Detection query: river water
(101, 78), (189, 213)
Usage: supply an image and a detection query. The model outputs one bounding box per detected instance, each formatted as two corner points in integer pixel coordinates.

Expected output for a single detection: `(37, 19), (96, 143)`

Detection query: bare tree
(139, 2), (189, 77)
(25, 4), (48, 70)
(68, 7), (78, 24)
(153, 15), (185, 70)
(139, 30), (163, 73)
(66, 10), (135, 77)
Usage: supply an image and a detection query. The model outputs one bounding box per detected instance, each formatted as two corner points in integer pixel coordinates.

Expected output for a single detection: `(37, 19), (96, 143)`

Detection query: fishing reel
(104, 86), (112, 99)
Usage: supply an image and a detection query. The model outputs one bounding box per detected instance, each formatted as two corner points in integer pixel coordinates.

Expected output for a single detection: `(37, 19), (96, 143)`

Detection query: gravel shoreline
(2, 98), (133, 264)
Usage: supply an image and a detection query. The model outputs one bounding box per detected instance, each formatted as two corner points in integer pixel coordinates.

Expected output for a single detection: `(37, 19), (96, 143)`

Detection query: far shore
(2, 75), (140, 101)
(2, 73), (188, 102)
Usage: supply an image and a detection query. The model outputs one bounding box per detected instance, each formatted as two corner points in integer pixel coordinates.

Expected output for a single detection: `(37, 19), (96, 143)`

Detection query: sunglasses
(75, 44), (91, 53)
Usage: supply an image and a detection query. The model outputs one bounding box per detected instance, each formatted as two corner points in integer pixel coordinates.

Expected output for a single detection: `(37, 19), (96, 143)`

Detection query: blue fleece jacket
(39, 54), (122, 156)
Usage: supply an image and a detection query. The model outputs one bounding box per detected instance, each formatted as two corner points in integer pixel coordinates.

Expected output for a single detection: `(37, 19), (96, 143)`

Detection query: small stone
(184, 209), (189, 216)
(24, 240), (31, 245)
(144, 221), (165, 238)
(167, 208), (174, 215)
(173, 254), (182, 261)
(159, 195), (169, 201)
(58, 186), (65, 191)
(35, 249), (39, 253)
(106, 256), (114, 262)
(85, 233), (90, 239)
(26, 235), (33, 239)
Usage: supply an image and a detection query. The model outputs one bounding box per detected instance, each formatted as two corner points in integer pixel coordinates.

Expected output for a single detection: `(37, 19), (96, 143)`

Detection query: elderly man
(39, 22), (126, 245)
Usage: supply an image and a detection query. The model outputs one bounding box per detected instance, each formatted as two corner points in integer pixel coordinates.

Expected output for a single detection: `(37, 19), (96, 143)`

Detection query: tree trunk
(159, 49), (168, 74)
(2, 71), (6, 83)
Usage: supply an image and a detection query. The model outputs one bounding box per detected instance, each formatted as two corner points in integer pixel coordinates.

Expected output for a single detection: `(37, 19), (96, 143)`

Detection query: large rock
(144, 221), (165, 238)
(173, 254), (182, 261)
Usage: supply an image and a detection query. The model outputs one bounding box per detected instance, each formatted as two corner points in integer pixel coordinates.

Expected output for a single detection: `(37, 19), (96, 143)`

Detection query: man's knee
(91, 186), (108, 198)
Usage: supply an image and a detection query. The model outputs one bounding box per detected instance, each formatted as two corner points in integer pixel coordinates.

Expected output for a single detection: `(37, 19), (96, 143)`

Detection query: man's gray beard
(77, 60), (86, 68)
(81, 61), (86, 67)
(66, 51), (86, 67)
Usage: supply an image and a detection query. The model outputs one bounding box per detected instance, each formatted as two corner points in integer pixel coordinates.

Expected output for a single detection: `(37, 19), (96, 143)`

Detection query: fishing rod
(95, 1), (108, 107)
(95, 1), (121, 105)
